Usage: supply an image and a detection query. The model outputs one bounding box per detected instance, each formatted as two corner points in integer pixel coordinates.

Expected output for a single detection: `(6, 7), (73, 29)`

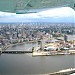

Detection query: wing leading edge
(0, 0), (74, 14)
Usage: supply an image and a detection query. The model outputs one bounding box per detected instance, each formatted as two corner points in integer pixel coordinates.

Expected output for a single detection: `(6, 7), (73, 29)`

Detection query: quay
(49, 68), (75, 75)
(2, 50), (32, 54)
(32, 51), (64, 56)
(32, 51), (75, 56)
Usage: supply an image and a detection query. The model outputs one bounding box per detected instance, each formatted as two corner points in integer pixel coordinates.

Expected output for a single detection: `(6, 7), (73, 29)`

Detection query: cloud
(37, 7), (75, 18)
(0, 7), (74, 23)
(0, 12), (16, 18)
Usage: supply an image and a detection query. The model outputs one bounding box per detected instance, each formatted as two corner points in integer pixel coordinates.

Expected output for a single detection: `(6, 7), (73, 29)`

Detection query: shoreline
(32, 51), (75, 56)
(1, 42), (75, 57)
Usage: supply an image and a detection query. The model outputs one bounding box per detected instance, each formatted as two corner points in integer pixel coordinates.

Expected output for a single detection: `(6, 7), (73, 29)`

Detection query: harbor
(0, 42), (75, 74)
(0, 39), (75, 56)
(32, 38), (75, 56)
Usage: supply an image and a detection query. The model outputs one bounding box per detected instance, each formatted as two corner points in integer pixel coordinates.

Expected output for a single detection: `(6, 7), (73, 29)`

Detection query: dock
(32, 51), (75, 56)
(2, 50), (32, 54)
(32, 51), (65, 56)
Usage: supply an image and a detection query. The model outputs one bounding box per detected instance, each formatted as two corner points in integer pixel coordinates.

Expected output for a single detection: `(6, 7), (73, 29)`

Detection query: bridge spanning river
(2, 50), (32, 54)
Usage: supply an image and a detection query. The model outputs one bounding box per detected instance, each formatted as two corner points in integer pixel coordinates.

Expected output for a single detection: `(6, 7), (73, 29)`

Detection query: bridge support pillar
(0, 48), (2, 55)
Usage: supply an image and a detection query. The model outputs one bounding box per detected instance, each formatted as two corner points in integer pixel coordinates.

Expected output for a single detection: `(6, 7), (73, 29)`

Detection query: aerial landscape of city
(0, 22), (75, 75)
(0, 22), (75, 53)
(0, 0), (75, 75)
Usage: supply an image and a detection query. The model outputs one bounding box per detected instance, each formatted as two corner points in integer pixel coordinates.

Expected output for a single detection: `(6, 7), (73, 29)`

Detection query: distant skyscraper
(64, 34), (68, 42)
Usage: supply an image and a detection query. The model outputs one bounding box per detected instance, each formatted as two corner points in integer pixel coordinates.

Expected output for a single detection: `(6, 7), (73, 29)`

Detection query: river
(0, 43), (75, 75)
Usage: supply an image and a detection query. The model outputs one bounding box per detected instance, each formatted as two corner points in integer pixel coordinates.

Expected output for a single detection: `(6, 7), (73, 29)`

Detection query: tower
(64, 34), (68, 42)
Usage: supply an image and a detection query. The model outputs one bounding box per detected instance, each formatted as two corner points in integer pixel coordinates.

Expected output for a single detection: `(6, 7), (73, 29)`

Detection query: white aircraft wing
(0, 0), (74, 14)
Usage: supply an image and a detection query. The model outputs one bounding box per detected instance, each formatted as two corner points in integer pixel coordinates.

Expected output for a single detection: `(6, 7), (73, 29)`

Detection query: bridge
(2, 50), (32, 54)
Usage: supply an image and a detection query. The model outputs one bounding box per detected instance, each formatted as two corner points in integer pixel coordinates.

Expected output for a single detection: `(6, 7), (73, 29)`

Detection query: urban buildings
(0, 22), (75, 50)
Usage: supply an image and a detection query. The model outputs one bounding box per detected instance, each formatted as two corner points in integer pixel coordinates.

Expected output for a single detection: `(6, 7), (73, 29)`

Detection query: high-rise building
(38, 40), (45, 50)
(64, 34), (68, 42)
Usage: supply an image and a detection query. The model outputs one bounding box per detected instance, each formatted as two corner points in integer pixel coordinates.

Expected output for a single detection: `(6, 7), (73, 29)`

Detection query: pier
(32, 51), (68, 56)
(2, 50), (32, 54)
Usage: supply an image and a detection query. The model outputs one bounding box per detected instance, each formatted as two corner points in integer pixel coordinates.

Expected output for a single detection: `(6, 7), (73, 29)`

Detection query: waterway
(0, 43), (75, 75)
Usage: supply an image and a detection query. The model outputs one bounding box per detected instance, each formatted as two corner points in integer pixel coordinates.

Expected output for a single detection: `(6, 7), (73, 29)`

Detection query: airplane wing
(0, 0), (74, 14)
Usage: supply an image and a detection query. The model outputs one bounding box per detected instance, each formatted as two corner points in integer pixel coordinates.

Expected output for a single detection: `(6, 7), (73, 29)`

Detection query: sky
(0, 7), (75, 23)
